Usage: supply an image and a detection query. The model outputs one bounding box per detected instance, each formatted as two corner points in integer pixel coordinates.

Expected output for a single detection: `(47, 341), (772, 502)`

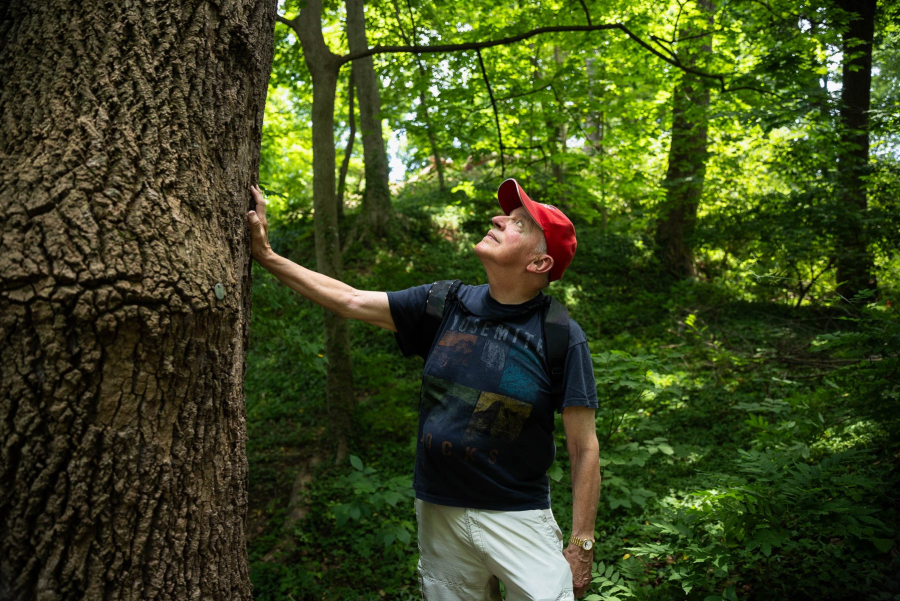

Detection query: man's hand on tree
(563, 543), (593, 598)
(247, 185), (274, 262)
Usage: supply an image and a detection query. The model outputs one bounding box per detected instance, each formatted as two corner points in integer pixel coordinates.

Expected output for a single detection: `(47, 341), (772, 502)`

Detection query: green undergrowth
(245, 189), (899, 600)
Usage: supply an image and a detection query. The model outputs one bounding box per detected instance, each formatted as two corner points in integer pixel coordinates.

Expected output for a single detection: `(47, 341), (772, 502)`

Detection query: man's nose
(491, 215), (506, 228)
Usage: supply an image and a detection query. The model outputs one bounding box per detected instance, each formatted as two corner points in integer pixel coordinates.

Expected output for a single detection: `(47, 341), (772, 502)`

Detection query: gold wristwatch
(569, 534), (594, 551)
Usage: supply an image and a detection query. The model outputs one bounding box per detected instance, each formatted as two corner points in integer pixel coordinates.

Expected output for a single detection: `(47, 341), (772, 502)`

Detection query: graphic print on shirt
(430, 330), (479, 369)
(421, 376), (533, 456)
(498, 345), (543, 403)
(420, 315), (546, 457)
(461, 392), (532, 444)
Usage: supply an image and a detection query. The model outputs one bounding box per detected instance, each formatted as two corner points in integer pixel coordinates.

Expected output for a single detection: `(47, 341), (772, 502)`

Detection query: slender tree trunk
(551, 46), (567, 196)
(585, 56), (603, 149)
(835, 0), (878, 299)
(292, 0), (354, 462)
(655, 0), (714, 279)
(420, 92), (447, 192)
(337, 71), (357, 215)
(346, 0), (392, 237)
(0, 0), (276, 598)
(585, 56), (608, 230)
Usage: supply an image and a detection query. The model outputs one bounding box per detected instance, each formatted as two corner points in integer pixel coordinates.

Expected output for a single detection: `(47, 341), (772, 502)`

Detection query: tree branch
(460, 81), (555, 119)
(577, 0), (593, 25)
(476, 49), (505, 178)
(548, 82), (602, 154)
(499, 81), (553, 102)
(339, 23), (730, 88)
(405, 0), (421, 44)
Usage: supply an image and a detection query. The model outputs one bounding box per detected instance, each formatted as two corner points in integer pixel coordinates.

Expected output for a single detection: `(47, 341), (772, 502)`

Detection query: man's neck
(485, 272), (544, 305)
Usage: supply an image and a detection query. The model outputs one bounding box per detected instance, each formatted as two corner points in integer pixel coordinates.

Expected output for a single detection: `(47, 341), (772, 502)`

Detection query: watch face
(582, 540), (593, 551)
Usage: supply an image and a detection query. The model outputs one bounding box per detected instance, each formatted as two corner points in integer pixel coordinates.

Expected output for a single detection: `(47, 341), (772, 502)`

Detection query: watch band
(569, 534), (594, 551)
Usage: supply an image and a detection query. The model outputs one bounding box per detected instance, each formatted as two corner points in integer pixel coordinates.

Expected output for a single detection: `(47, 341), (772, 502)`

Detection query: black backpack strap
(544, 296), (570, 397)
(423, 280), (462, 352)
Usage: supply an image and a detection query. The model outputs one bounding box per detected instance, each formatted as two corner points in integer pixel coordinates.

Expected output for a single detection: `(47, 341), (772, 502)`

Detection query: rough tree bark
(0, 0), (276, 599)
(655, 0), (714, 279)
(834, 0), (878, 299)
(346, 0), (392, 237)
(287, 0), (355, 462)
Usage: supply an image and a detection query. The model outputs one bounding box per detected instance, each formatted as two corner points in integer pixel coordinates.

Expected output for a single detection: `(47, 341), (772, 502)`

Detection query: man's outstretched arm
(562, 405), (601, 598)
(247, 185), (396, 332)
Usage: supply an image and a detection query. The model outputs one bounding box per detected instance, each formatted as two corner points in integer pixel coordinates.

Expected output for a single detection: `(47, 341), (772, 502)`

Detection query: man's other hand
(247, 185), (274, 262)
(563, 543), (593, 598)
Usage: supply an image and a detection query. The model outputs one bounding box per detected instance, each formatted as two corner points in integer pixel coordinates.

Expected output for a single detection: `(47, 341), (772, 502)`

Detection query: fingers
(247, 207), (266, 240)
(249, 184), (267, 220)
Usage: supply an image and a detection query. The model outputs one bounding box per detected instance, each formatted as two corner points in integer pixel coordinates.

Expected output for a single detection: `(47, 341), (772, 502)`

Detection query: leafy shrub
(628, 448), (896, 600)
(332, 455), (417, 551)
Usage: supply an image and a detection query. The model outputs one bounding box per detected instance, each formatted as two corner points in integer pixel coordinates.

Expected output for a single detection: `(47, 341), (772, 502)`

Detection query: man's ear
(527, 254), (554, 276)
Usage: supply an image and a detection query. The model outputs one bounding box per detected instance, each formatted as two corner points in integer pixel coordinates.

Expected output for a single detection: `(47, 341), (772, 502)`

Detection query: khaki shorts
(416, 499), (575, 601)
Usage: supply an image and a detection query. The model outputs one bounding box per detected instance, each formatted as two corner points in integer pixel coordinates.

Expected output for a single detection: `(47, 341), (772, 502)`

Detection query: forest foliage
(245, 0), (898, 599)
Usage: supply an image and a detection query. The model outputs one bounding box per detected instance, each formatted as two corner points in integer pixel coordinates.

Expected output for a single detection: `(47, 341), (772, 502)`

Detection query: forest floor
(242, 191), (899, 601)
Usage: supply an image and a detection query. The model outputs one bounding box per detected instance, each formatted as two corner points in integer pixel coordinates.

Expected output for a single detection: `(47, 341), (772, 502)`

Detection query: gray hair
(534, 233), (547, 257)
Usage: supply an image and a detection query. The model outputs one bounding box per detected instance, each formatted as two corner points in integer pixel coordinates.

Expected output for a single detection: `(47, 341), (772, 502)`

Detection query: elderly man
(247, 178), (600, 600)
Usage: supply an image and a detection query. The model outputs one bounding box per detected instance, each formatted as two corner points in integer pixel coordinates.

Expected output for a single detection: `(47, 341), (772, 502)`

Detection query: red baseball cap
(497, 178), (577, 282)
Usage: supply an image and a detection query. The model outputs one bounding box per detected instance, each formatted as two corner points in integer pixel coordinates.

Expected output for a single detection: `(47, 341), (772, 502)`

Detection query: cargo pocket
(537, 509), (564, 552)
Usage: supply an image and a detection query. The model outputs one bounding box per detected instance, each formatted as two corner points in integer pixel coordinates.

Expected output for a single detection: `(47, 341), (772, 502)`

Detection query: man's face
(474, 206), (545, 273)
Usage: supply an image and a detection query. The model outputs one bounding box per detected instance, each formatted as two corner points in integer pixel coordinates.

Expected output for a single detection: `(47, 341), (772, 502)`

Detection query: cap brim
(497, 178), (545, 231)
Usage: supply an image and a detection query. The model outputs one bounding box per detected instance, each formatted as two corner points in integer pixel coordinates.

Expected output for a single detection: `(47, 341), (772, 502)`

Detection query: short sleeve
(387, 284), (433, 359)
(560, 320), (598, 411)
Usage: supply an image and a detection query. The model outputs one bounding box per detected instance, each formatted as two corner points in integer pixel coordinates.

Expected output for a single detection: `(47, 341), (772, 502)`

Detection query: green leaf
(334, 504), (349, 527)
(397, 527), (411, 545)
(548, 463), (563, 482)
(871, 538), (894, 552)
(349, 455), (364, 471)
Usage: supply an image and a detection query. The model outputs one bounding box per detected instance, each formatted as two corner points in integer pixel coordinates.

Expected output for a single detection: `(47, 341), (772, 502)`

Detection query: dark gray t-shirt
(388, 283), (598, 510)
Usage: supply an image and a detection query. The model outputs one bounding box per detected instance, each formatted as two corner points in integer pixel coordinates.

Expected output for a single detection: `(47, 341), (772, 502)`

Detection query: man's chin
(472, 241), (491, 265)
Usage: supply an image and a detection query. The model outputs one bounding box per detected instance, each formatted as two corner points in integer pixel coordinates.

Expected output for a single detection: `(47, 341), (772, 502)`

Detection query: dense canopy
(247, 0), (898, 598)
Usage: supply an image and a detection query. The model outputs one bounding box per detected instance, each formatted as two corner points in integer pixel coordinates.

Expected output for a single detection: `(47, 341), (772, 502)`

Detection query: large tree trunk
(835, 0), (878, 299)
(655, 0), (714, 279)
(292, 0), (354, 463)
(0, 0), (276, 598)
(346, 0), (392, 237)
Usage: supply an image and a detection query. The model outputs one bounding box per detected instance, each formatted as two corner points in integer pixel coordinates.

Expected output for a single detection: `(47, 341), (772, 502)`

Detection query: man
(247, 178), (600, 600)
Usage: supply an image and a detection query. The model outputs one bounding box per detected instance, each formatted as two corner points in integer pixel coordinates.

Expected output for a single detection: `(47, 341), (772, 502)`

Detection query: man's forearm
(256, 251), (396, 330)
(569, 443), (600, 539)
(257, 251), (356, 318)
